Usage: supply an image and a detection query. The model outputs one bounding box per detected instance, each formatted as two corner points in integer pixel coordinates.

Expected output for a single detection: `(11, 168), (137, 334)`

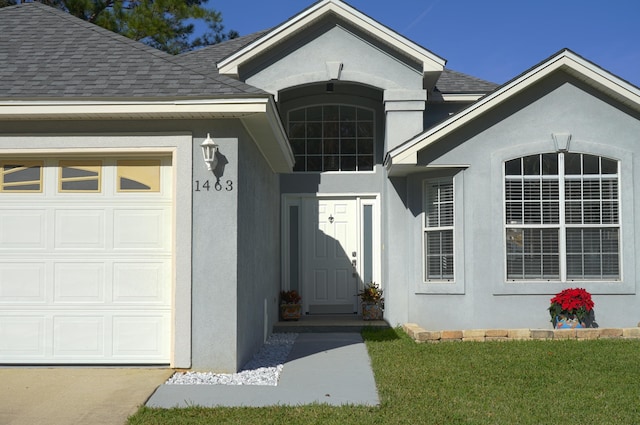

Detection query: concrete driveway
(0, 368), (173, 425)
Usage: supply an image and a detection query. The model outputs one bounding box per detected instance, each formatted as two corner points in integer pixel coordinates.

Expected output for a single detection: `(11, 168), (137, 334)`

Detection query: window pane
(425, 230), (454, 280)
(289, 109), (305, 121)
(306, 106), (322, 121)
(342, 139), (356, 154)
(601, 157), (617, 174)
(307, 139), (322, 154)
(566, 228), (619, 280)
(289, 123), (305, 138)
(564, 153), (582, 174)
(290, 139), (305, 155)
(341, 156), (356, 171)
(2, 162), (43, 192)
(523, 155), (540, 175)
(358, 138), (374, 155)
(340, 106), (356, 121)
(323, 105), (339, 121)
(357, 155), (374, 171)
(583, 154), (599, 174)
(505, 158), (521, 175)
(117, 160), (161, 192)
(505, 179), (522, 200)
(307, 156), (322, 171)
(542, 153), (558, 175)
(323, 122), (339, 138)
(506, 228), (559, 279)
(59, 161), (101, 193)
(324, 155), (339, 171)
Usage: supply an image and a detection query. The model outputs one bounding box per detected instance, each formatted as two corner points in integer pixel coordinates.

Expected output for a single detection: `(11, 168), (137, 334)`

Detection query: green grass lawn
(129, 328), (640, 424)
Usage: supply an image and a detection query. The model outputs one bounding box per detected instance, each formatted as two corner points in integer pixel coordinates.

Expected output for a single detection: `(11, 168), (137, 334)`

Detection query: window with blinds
(424, 179), (454, 281)
(505, 153), (619, 281)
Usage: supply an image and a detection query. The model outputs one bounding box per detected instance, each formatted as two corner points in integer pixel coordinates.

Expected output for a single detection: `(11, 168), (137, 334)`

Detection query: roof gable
(0, 2), (264, 99)
(385, 49), (640, 176)
(217, 0), (445, 78)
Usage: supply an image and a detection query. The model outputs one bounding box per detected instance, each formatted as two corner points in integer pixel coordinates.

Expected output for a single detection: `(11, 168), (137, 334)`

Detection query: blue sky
(211, 0), (640, 86)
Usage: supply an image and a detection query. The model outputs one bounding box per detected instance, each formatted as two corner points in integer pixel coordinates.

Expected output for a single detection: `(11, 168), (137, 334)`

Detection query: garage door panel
(0, 263), (46, 303)
(113, 209), (168, 250)
(54, 210), (105, 249)
(54, 263), (105, 303)
(53, 316), (105, 357)
(112, 315), (169, 358)
(0, 210), (46, 249)
(113, 262), (169, 304)
(0, 316), (46, 357)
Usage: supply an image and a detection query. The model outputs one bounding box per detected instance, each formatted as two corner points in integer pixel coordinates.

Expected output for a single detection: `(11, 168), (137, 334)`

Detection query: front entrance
(283, 195), (378, 315)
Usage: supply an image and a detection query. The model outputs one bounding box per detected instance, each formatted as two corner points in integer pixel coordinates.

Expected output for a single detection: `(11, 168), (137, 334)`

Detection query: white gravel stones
(166, 333), (298, 386)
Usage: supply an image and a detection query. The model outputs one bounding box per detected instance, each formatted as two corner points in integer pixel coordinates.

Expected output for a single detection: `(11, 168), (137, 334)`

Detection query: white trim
(218, 0), (445, 76)
(0, 98), (275, 120)
(386, 50), (640, 175)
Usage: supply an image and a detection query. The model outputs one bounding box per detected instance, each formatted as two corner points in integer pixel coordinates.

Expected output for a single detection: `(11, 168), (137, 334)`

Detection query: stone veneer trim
(402, 323), (640, 343)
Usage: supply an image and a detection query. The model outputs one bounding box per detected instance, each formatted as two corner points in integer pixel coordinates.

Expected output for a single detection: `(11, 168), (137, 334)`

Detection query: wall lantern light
(200, 133), (219, 171)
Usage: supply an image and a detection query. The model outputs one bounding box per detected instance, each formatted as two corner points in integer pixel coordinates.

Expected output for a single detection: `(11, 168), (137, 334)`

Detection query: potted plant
(280, 290), (302, 321)
(548, 287), (594, 329)
(358, 282), (384, 321)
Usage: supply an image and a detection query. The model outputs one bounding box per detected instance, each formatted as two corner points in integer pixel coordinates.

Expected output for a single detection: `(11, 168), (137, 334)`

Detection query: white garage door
(0, 157), (173, 364)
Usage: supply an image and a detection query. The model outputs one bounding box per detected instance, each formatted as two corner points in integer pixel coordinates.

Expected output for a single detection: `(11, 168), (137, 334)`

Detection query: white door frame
(281, 193), (381, 314)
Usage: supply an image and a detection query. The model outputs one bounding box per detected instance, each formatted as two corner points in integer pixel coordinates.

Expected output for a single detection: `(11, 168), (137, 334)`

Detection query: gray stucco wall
(242, 21), (423, 96)
(401, 74), (640, 330)
(190, 119), (282, 372)
(236, 125), (281, 370)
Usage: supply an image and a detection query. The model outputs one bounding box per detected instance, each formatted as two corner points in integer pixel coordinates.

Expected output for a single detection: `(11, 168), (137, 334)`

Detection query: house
(1, 0), (639, 372)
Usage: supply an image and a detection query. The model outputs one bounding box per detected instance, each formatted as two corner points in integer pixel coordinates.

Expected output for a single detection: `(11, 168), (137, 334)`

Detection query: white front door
(303, 198), (359, 314)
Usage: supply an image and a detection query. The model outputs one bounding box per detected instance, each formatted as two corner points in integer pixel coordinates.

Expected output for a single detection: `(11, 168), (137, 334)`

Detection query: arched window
(288, 105), (374, 172)
(504, 152), (620, 281)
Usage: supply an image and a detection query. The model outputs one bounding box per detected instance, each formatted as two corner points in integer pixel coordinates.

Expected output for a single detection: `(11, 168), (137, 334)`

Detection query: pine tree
(2, 0), (237, 54)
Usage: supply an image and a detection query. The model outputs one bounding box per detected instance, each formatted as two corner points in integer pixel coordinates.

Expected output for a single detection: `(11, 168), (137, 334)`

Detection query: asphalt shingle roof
(178, 29), (272, 74)
(436, 69), (498, 94)
(0, 2), (266, 99)
(179, 28), (498, 95)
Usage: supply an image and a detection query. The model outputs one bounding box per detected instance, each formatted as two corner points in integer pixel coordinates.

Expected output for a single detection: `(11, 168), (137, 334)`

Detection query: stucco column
(384, 89), (427, 151)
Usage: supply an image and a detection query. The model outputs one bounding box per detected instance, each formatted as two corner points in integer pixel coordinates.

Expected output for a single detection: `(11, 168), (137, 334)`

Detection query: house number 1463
(194, 180), (233, 192)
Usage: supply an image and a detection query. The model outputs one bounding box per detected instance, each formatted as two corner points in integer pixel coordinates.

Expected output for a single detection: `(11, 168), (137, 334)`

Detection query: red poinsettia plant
(280, 290), (301, 305)
(548, 287), (594, 324)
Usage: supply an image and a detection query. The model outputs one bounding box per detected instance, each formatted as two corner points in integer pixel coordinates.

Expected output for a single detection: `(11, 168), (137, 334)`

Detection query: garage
(0, 156), (173, 364)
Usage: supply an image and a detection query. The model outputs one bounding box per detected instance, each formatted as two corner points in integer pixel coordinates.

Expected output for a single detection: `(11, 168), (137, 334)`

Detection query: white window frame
(423, 178), (455, 282)
(504, 152), (621, 282)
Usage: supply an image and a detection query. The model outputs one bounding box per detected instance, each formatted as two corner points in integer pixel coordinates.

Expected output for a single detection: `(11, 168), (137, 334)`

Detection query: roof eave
(386, 49), (640, 175)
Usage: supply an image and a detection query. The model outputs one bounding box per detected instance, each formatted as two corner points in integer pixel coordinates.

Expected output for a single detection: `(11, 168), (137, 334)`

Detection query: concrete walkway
(0, 368), (173, 425)
(146, 332), (379, 408)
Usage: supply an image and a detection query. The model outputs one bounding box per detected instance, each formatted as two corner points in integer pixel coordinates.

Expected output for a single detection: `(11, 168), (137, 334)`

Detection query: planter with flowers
(548, 287), (594, 329)
(358, 282), (384, 321)
(280, 290), (302, 321)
